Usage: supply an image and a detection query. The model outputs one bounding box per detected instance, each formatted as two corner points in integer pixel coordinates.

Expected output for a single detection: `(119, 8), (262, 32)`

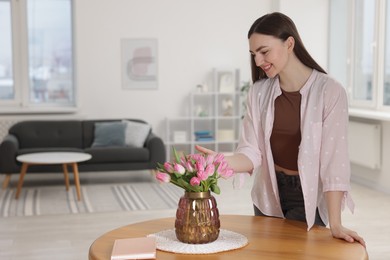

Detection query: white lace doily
(147, 229), (248, 254)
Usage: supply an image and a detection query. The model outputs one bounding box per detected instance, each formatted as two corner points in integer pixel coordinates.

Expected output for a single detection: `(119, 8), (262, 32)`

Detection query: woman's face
(249, 33), (293, 78)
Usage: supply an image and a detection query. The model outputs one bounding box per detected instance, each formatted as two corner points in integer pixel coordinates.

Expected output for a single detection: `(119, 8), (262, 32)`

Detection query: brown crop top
(270, 88), (302, 171)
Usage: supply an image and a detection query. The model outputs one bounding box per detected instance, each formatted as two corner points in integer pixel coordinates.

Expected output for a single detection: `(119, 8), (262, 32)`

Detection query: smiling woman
(248, 33), (293, 80)
(196, 11), (366, 248)
(247, 12), (326, 82)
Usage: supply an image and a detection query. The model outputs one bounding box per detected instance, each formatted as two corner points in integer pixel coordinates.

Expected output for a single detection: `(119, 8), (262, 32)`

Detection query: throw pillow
(123, 120), (151, 147)
(91, 122), (127, 147)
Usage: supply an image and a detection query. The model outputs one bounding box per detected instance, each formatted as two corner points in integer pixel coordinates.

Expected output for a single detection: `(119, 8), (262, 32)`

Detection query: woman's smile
(262, 64), (272, 72)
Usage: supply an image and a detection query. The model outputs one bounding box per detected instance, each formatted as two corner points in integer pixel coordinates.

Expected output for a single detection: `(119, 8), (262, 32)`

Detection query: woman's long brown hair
(248, 12), (326, 83)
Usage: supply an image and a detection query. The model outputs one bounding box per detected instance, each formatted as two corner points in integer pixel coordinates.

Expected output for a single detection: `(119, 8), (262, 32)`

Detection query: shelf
(165, 68), (242, 159)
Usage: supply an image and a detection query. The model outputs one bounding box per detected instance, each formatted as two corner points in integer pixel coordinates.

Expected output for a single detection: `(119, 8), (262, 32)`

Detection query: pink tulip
(206, 154), (214, 166)
(196, 169), (208, 181)
(156, 150), (236, 193)
(216, 161), (234, 179)
(194, 155), (205, 169)
(185, 161), (194, 172)
(190, 154), (201, 161)
(195, 161), (204, 172)
(190, 177), (200, 186)
(174, 163), (186, 175)
(219, 168), (234, 179)
(180, 157), (187, 165)
(164, 162), (174, 173)
(214, 153), (225, 164)
(156, 172), (171, 183)
(216, 161), (228, 173)
(204, 164), (215, 177)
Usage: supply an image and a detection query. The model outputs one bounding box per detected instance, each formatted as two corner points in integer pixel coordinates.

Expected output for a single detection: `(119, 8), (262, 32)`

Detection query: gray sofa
(0, 119), (166, 187)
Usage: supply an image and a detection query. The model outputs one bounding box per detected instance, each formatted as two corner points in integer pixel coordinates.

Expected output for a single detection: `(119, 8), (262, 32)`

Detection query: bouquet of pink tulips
(155, 148), (234, 194)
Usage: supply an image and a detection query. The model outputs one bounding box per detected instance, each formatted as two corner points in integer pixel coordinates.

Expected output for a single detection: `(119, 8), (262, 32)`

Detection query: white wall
(75, 0), (328, 136)
(73, 0), (273, 136)
(278, 0), (329, 69)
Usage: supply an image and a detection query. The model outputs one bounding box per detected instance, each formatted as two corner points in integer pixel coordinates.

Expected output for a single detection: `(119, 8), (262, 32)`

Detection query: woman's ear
(286, 36), (295, 52)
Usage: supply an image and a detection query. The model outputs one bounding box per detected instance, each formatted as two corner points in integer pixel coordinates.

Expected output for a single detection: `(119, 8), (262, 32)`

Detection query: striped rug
(0, 182), (183, 217)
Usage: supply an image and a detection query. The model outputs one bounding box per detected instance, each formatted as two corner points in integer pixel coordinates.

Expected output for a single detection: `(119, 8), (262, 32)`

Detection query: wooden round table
(89, 215), (368, 260)
(15, 152), (92, 201)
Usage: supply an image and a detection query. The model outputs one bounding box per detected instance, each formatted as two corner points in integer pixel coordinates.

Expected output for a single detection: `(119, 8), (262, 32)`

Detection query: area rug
(0, 182), (183, 218)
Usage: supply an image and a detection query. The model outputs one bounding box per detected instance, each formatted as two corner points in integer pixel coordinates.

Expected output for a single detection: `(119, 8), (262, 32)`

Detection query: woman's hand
(195, 145), (217, 156)
(330, 224), (366, 248)
(195, 145), (253, 173)
(326, 191), (366, 248)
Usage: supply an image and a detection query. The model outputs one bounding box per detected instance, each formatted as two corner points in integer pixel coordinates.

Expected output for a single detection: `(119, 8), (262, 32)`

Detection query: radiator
(348, 121), (381, 170)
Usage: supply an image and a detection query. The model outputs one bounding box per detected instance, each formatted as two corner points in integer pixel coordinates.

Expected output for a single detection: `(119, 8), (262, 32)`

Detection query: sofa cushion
(91, 122), (126, 147)
(84, 147), (150, 163)
(82, 119), (149, 148)
(123, 120), (151, 147)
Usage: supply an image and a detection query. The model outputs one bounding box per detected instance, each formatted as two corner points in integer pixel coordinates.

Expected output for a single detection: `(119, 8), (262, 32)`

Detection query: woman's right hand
(195, 145), (217, 156)
(195, 145), (253, 173)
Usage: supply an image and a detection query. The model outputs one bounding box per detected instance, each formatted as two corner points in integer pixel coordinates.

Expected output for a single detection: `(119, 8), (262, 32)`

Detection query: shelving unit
(165, 69), (244, 159)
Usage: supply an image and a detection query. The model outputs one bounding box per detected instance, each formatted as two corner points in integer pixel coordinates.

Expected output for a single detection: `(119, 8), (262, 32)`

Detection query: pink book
(111, 237), (156, 260)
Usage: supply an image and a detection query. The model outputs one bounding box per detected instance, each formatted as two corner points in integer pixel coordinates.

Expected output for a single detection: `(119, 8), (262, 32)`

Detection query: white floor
(0, 171), (389, 260)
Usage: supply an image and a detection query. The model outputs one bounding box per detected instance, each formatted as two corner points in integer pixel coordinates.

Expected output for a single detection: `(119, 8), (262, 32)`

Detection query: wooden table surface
(89, 215), (368, 260)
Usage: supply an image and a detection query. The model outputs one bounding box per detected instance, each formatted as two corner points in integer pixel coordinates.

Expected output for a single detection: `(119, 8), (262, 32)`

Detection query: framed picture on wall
(218, 71), (235, 93)
(121, 38), (158, 90)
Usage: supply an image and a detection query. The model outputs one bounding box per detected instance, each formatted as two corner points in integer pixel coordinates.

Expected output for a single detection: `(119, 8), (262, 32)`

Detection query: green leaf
(209, 178), (217, 185)
(176, 178), (192, 192)
(179, 178), (203, 192)
(156, 162), (165, 171)
(191, 185), (202, 192)
(173, 147), (181, 163)
(176, 178), (187, 187)
(211, 184), (220, 195)
(157, 162), (164, 168)
(173, 172), (182, 179)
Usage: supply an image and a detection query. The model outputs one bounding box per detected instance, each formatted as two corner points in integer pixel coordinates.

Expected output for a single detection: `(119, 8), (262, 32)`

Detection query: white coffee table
(15, 152), (92, 201)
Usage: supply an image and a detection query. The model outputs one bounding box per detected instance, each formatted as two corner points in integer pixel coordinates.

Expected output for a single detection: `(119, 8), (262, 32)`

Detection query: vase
(175, 191), (220, 244)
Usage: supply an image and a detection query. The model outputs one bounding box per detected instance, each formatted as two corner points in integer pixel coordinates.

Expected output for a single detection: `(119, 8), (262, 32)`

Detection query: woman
(196, 12), (365, 246)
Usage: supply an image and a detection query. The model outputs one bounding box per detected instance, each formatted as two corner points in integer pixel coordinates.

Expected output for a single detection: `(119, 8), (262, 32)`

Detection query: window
(0, 0), (75, 113)
(329, 0), (390, 112)
(0, 0), (14, 101)
(351, 0), (375, 104)
(328, 0), (348, 88)
(384, 0), (390, 105)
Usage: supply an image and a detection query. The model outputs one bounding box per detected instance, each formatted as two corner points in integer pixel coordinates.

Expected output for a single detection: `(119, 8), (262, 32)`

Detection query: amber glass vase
(175, 191), (220, 244)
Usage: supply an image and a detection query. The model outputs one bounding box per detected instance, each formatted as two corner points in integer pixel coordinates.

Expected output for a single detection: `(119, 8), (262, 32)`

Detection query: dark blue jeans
(254, 171), (325, 226)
